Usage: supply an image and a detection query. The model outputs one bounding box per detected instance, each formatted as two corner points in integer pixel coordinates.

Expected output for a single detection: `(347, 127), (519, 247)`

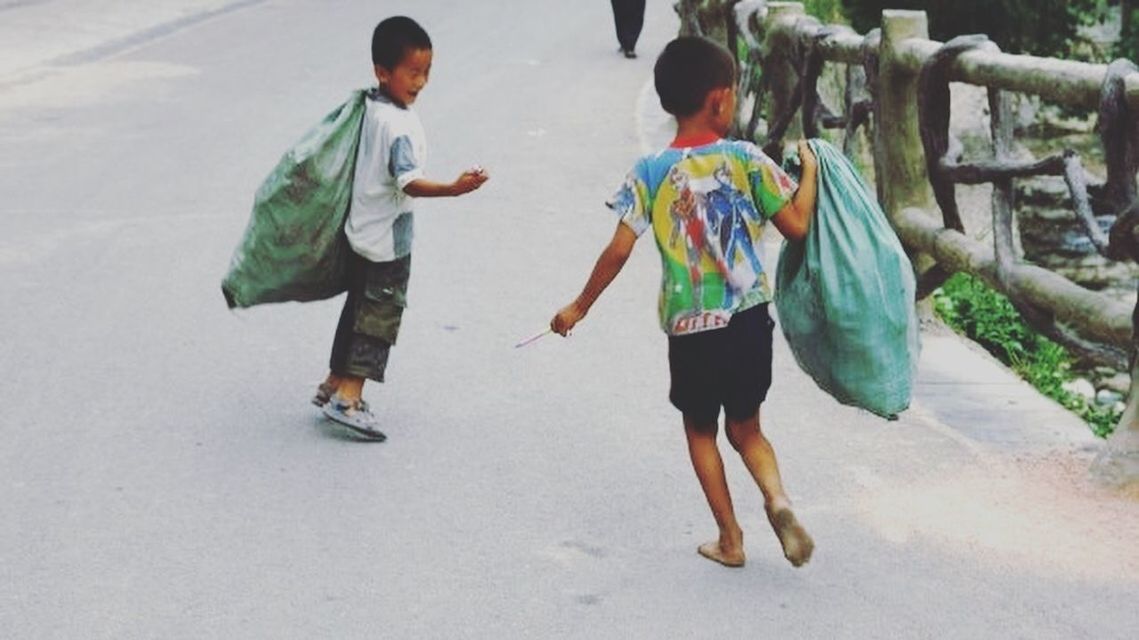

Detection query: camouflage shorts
(329, 254), (410, 382)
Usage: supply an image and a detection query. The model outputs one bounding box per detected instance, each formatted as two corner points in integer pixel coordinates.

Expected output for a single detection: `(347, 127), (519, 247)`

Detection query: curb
(0, 0), (265, 85)
(51, 0), (264, 68)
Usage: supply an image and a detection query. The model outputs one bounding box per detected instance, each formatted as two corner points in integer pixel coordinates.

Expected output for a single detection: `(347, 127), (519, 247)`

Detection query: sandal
(311, 381), (337, 407)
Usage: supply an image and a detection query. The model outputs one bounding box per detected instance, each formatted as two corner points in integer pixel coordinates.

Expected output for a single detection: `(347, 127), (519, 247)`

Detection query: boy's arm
(402, 167), (488, 198)
(770, 139), (818, 241)
(551, 221), (638, 336)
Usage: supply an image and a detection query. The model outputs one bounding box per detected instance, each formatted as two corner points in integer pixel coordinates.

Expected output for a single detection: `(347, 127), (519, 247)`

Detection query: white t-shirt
(345, 90), (427, 262)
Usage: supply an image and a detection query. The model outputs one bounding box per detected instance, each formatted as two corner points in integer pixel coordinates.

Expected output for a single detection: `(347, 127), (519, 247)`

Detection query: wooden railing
(675, 0), (1139, 482)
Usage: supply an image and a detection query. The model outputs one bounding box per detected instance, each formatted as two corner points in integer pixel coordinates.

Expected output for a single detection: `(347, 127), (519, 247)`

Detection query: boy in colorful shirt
(551, 36), (818, 568)
(314, 16), (488, 440)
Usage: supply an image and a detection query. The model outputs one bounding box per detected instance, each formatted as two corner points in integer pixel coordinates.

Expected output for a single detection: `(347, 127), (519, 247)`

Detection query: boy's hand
(772, 140), (819, 242)
(797, 139), (817, 175)
(551, 302), (585, 336)
(549, 222), (636, 339)
(451, 166), (489, 195)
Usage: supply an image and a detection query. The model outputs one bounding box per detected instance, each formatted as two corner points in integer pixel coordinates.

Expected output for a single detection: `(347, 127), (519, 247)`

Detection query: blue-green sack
(774, 139), (919, 418)
(222, 90), (367, 309)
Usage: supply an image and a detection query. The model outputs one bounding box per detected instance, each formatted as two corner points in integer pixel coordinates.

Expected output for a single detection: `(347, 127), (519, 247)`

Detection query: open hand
(451, 166), (489, 195)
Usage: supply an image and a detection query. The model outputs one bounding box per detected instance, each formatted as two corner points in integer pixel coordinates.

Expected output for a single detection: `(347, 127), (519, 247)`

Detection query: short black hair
(371, 16), (432, 69)
(654, 36), (736, 117)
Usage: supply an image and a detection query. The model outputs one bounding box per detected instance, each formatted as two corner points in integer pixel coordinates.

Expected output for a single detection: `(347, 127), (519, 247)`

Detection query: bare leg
(726, 411), (814, 567)
(311, 373), (344, 407)
(684, 416), (746, 567)
(336, 376), (365, 404)
(321, 372), (344, 391)
(725, 411), (791, 510)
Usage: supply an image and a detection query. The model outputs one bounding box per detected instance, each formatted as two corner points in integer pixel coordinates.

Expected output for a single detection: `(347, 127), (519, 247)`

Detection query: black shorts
(667, 303), (775, 423)
(328, 253), (410, 382)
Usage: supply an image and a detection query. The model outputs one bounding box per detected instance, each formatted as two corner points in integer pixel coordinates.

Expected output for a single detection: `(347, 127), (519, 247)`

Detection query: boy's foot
(322, 396), (386, 441)
(766, 507), (814, 567)
(622, 48), (637, 59)
(697, 541), (746, 568)
(311, 381), (338, 407)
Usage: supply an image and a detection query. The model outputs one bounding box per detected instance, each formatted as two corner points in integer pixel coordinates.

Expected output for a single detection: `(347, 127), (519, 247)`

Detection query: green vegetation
(933, 273), (1121, 437)
(841, 0), (1104, 60)
(1118, 0), (1138, 62)
(803, 0), (845, 22)
(741, 1), (1133, 62)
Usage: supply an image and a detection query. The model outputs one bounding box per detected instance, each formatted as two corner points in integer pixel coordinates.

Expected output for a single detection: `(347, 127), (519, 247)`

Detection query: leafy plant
(1118, 0), (1139, 62)
(841, 0), (1103, 60)
(803, 0), (845, 22)
(933, 273), (1119, 437)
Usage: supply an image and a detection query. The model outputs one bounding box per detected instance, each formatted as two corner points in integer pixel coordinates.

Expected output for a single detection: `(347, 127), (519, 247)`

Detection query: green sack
(221, 90), (367, 309)
(774, 139), (920, 418)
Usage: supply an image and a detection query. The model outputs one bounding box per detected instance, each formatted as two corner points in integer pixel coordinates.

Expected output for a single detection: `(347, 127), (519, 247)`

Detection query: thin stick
(514, 328), (553, 349)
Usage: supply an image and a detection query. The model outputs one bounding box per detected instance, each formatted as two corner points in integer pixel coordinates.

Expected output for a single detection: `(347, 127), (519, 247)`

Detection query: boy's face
(376, 47), (433, 107)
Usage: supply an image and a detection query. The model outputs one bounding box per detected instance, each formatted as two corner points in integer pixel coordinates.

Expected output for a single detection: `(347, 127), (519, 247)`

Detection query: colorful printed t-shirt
(609, 138), (797, 336)
(346, 89), (427, 262)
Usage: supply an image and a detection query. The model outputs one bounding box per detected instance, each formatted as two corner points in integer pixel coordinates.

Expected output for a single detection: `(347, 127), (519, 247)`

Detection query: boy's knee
(725, 417), (759, 451)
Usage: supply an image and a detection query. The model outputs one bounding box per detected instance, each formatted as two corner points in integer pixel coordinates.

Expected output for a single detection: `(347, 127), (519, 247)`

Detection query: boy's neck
(672, 118), (722, 148)
(377, 84), (409, 109)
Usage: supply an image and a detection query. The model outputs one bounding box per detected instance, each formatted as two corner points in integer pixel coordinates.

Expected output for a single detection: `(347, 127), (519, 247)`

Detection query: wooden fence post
(876, 10), (935, 222)
(877, 10), (942, 319)
(1096, 372), (1139, 483)
(763, 2), (807, 145)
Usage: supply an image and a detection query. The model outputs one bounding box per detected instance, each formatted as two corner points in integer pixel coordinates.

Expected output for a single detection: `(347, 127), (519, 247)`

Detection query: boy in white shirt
(315, 15), (488, 440)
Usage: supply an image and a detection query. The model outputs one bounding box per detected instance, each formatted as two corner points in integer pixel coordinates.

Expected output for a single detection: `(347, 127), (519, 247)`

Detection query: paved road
(1, 1), (1137, 638)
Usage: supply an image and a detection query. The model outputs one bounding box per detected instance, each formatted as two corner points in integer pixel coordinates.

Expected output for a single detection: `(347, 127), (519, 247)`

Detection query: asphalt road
(1, 1), (1137, 638)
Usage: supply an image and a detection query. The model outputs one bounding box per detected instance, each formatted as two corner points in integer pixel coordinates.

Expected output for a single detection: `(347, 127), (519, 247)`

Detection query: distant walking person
(611, 0), (646, 58)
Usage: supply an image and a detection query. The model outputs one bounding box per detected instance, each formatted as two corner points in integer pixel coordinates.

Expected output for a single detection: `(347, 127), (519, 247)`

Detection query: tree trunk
(1123, 0), (1133, 41)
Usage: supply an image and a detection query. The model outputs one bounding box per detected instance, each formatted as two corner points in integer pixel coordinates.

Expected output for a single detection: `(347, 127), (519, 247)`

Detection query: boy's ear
(706, 87), (730, 116)
(374, 64), (390, 85)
